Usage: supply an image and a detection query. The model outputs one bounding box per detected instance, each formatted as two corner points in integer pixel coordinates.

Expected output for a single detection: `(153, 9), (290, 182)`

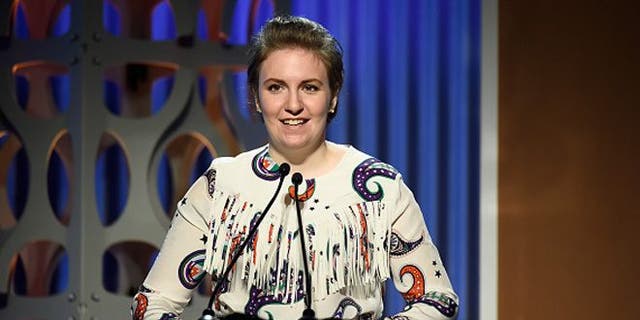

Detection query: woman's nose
(285, 91), (303, 115)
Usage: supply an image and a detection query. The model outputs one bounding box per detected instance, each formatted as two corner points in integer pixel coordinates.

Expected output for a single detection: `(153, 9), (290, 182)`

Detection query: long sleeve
(385, 176), (459, 319)
(131, 175), (212, 320)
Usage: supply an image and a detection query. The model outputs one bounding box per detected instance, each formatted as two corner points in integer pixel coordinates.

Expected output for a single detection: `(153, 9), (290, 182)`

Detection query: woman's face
(257, 47), (336, 154)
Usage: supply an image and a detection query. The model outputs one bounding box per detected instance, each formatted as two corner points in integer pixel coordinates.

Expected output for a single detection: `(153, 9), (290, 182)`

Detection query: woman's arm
(385, 177), (459, 319)
(131, 175), (212, 320)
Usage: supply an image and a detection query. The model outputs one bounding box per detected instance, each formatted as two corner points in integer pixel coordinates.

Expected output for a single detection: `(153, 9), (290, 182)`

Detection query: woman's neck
(268, 140), (339, 178)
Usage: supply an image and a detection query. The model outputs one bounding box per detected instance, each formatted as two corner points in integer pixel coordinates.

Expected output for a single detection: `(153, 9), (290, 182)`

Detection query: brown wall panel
(499, 1), (639, 319)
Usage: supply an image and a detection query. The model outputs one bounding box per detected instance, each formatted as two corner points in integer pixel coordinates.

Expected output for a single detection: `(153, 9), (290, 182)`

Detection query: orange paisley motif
(133, 293), (148, 320)
(400, 265), (425, 301)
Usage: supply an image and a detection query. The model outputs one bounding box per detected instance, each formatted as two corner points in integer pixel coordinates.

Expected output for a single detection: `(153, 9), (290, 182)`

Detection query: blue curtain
(292, 1), (480, 319)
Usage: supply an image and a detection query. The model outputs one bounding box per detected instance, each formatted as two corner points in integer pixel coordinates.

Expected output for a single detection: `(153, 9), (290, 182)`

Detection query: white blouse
(132, 144), (458, 320)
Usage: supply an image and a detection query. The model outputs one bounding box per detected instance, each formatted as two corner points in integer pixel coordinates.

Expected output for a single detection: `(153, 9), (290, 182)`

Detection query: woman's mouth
(282, 119), (307, 126)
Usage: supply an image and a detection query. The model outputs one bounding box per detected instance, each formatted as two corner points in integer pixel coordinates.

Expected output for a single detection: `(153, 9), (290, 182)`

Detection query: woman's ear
(329, 96), (338, 114)
(253, 91), (262, 113)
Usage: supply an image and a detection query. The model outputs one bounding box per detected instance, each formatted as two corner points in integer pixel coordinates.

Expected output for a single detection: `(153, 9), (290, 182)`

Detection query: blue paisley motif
(245, 269), (305, 315)
(352, 158), (398, 201)
(203, 168), (216, 198)
(412, 291), (459, 317)
(177, 250), (206, 289)
(252, 147), (281, 181)
(390, 232), (424, 256)
(331, 297), (362, 318)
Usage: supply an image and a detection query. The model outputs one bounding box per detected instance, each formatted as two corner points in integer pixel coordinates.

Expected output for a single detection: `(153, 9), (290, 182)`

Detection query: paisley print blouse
(132, 144), (458, 319)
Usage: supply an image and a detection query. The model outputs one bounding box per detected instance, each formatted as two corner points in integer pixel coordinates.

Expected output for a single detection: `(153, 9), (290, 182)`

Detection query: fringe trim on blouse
(203, 188), (390, 302)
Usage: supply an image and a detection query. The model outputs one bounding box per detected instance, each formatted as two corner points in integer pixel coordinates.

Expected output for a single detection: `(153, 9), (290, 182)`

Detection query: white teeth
(283, 119), (305, 125)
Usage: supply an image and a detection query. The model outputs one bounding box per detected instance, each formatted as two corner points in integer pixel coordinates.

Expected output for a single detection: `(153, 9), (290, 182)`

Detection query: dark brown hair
(247, 16), (344, 121)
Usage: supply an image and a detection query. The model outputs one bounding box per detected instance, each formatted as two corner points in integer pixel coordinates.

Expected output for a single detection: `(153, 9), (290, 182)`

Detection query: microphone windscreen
(279, 163), (291, 176)
(292, 172), (303, 185)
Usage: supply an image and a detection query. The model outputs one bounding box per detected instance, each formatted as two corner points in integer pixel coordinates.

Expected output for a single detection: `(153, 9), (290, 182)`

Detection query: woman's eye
(303, 84), (319, 92)
(267, 84), (282, 92)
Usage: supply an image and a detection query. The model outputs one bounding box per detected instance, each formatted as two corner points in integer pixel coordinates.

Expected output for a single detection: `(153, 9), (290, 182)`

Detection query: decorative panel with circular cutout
(156, 133), (215, 216)
(103, 62), (178, 118)
(103, 0), (176, 40)
(95, 132), (130, 226)
(103, 241), (158, 295)
(10, 0), (71, 39)
(47, 130), (73, 226)
(12, 62), (70, 119)
(197, 67), (244, 156)
(10, 241), (68, 296)
(0, 131), (29, 229)
(198, 0), (274, 45)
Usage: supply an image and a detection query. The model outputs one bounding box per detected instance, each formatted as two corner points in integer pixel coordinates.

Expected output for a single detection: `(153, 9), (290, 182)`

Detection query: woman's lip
(280, 119), (309, 126)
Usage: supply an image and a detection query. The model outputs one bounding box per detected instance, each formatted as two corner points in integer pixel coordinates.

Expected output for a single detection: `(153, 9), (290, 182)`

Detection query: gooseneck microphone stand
(198, 163), (291, 320)
(291, 173), (317, 320)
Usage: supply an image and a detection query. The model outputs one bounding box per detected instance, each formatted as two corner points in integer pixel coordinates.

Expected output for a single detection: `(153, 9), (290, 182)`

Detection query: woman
(132, 16), (458, 320)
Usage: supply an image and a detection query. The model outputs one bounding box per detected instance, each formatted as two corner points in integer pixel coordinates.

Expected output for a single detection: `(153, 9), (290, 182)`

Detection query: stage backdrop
(0, 0), (479, 319)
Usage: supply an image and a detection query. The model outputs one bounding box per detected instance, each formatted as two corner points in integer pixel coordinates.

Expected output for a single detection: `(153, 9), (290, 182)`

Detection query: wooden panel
(499, 1), (640, 319)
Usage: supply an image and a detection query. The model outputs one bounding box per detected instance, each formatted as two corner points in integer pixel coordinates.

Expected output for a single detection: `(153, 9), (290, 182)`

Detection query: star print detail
(432, 260), (438, 266)
(200, 235), (208, 244)
(314, 199), (319, 203)
(325, 205), (330, 209)
(310, 207), (315, 211)
(435, 270), (442, 278)
(180, 197), (187, 206)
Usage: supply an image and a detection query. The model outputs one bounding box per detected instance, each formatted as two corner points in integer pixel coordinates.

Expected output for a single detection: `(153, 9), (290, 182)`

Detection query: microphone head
(292, 172), (303, 185)
(279, 163), (291, 176)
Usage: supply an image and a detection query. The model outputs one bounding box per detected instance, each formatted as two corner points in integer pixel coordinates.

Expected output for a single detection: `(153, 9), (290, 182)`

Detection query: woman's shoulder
(209, 145), (267, 168)
(339, 145), (401, 178)
(322, 143), (403, 203)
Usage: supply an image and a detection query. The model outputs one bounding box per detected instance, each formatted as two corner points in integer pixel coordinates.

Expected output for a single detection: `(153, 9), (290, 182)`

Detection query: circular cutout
(155, 133), (215, 217)
(12, 61), (70, 119)
(11, 1), (71, 39)
(10, 241), (68, 296)
(197, 69), (244, 156)
(0, 131), (29, 229)
(103, 241), (158, 295)
(103, 0), (176, 40)
(196, 0), (229, 42)
(95, 132), (130, 226)
(47, 130), (73, 225)
(222, 0), (274, 45)
(103, 62), (178, 118)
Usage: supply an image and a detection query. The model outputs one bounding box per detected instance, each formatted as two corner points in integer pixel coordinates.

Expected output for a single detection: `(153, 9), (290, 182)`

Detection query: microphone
(199, 163), (291, 320)
(291, 172), (317, 320)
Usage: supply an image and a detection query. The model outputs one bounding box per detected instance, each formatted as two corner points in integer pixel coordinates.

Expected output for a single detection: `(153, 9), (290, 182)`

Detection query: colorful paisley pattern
(132, 292), (148, 320)
(390, 232), (424, 257)
(356, 204), (371, 271)
(178, 250), (206, 289)
(399, 265), (425, 301)
(245, 270), (305, 315)
(159, 312), (178, 319)
(204, 168), (216, 198)
(414, 292), (459, 317)
(331, 297), (362, 318)
(288, 178), (316, 202)
(252, 147), (281, 181)
(352, 158), (398, 201)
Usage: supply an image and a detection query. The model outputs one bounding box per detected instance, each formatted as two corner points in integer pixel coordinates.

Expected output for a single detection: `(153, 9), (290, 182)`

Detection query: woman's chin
(273, 138), (322, 152)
